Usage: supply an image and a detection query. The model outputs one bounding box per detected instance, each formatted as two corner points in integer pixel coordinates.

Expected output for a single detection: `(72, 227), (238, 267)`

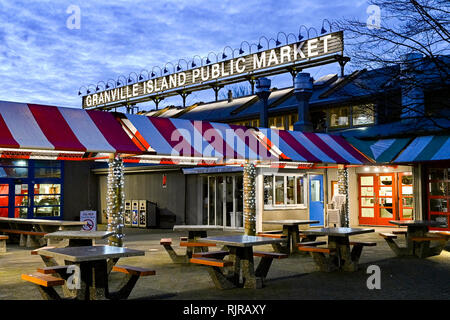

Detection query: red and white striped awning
(0, 101), (142, 160)
(0, 101), (370, 165)
(118, 114), (370, 165)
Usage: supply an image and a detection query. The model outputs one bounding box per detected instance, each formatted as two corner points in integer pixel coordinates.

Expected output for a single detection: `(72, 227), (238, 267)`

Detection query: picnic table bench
(261, 220), (320, 254)
(381, 220), (447, 258)
(0, 235), (8, 253)
(300, 228), (375, 272)
(23, 245), (153, 300)
(191, 235), (287, 289)
(0, 217), (86, 248)
(160, 225), (222, 263)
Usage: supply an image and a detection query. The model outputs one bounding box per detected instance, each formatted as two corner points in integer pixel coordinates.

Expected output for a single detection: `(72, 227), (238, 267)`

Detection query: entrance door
(309, 174), (324, 226)
(14, 183), (30, 218)
(359, 173), (397, 226)
(205, 175), (244, 229)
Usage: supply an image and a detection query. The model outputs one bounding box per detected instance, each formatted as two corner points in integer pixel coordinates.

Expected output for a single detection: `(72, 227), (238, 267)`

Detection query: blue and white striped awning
(393, 135), (450, 163)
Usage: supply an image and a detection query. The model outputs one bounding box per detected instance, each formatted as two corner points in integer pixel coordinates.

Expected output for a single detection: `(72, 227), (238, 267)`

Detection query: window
(0, 159), (28, 178)
(264, 174), (307, 208)
(33, 184), (61, 217)
(428, 168), (450, 229)
(288, 114), (298, 131)
(329, 107), (349, 128)
(268, 116), (285, 129)
(352, 105), (375, 126)
(328, 104), (375, 130)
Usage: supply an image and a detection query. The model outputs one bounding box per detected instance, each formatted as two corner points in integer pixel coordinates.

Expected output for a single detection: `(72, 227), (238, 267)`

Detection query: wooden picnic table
(35, 245), (145, 300)
(261, 220), (320, 254)
(0, 217), (86, 247)
(161, 225), (224, 263)
(301, 227), (375, 272)
(195, 235), (287, 289)
(44, 230), (115, 247)
(380, 220), (447, 258)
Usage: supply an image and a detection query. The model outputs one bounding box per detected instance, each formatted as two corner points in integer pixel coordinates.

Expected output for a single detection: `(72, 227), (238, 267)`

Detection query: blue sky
(0, 0), (370, 111)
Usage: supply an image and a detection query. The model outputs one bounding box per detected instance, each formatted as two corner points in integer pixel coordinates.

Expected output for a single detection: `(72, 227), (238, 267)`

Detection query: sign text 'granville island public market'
(83, 32), (343, 108)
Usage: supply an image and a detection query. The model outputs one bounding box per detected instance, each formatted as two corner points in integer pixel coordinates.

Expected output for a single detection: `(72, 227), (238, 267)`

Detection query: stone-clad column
(337, 165), (349, 227)
(106, 155), (125, 247)
(243, 162), (256, 236)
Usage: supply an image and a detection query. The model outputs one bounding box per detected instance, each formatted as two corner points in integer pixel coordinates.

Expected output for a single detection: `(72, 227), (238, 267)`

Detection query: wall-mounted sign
(80, 210), (97, 231)
(82, 31), (343, 109)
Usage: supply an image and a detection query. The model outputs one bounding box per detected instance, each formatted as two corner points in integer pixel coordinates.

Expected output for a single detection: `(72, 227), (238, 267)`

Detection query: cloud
(0, 0), (369, 109)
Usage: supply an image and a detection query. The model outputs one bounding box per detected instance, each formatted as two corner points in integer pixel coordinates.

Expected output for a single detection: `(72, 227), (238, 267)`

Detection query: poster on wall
(80, 210), (97, 231)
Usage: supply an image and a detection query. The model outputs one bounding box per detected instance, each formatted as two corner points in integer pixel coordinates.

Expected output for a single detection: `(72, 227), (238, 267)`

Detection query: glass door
(234, 176), (243, 228)
(309, 174), (324, 226)
(359, 175), (376, 225)
(0, 184), (9, 218)
(225, 176), (234, 228)
(377, 174), (396, 225)
(14, 183), (30, 218)
(399, 173), (414, 220)
(358, 173), (397, 226)
(204, 175), (244, 229)
(428, 167), (449, 230)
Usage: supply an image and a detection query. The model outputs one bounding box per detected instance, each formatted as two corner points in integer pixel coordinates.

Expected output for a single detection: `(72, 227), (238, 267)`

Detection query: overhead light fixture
(321, 26), (327, 34)
(151, 72), (155, 77)
(298, 34), (304, 41)
(128, 78), (132, 83)
(87, 89), (90, 94)
(78, 91), (82, 95)
(239, 48), (244, 55)
(191, 62), (196, 68)
(96, 86), (100, 91)
(105, 84), (109, 89)
(139, 75), (143, 81)
(364, 167), (370, 172)
(222, 53), (227, 59)
(276, 39), (281, 46)
(206, 58), (211, 64)
(257, 43), (263, 50)
(176, 65), (182, 71)
(163, 68), (168, 73)
(117, 81), (121, 86)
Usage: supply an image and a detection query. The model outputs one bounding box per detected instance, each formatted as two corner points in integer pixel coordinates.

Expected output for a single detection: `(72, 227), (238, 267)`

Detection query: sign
(80, 210), (97, 231)
(82, 31), (343, 109)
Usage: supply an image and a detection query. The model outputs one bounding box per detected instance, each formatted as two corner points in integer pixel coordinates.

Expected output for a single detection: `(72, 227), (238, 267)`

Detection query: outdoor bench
(1, 228), (47, 247)
(379, 232), (397, 239)
(0, 235), (8, 252)
(21, 273), (66, 300)
(192, 250), (229, 259)
(253, 251), (288, 279)
(410, 236), (447, 242)
(256, 232), (286, 239)
(110, 264), (156, 300)
(190, 257), (236, 289)
(160, 237), (217, 263)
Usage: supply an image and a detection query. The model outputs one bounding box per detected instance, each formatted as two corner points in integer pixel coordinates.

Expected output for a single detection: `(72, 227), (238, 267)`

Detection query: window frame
(263, 173), (307, 209)
(327, 104), (376, 130)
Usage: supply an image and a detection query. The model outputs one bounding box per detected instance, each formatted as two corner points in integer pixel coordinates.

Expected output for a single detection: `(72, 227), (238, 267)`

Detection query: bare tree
(219, 84), (253, 100)
(333, 0), (450, 131)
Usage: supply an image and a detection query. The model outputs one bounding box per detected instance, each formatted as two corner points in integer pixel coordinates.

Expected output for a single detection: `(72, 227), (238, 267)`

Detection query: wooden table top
(302, 227), (375, 237)
(262, 220), (320, 226)
(37, 245), (145, 262)
(173, 225), (224, 231)
(44, 230), (115, 240)
(197, 235), (286, 247)
(0, 217), (86, 226)
(389, 220), (446, 227)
